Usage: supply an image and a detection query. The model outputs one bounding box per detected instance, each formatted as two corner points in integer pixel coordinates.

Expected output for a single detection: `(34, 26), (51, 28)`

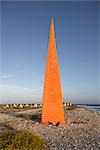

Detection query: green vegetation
(16, 114), (24, 118)
(16, 114), (41, 121)
(26, 114), (41, 121)
(0, 131), (47, 150)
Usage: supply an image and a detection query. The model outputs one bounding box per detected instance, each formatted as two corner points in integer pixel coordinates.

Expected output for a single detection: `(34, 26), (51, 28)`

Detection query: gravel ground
(0, 107), (100, 150)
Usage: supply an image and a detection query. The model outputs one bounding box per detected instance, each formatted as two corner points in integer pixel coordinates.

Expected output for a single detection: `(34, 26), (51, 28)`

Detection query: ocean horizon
(77, 104), (100, 112)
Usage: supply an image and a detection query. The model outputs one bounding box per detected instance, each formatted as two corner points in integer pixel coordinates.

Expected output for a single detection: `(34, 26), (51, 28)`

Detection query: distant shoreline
(77, 104), (100, 112)
(76, 104), (100, 106)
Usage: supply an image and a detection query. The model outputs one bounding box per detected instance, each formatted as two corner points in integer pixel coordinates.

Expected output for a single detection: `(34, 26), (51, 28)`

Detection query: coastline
(77, 104), (100, 112)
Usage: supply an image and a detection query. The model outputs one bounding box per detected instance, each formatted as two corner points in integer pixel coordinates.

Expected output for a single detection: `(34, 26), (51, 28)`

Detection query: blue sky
(0, 1), (99, 104)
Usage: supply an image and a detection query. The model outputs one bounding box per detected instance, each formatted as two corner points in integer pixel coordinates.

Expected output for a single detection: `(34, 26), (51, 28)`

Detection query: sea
(77, 104), (100, 112)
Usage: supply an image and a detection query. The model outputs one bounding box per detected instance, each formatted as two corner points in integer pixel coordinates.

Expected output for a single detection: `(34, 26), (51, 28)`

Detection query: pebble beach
(0, 106), (100, 150)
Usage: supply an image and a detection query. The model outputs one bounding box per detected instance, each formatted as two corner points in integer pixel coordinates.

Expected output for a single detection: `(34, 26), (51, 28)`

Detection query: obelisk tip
(51, 17), (54, 24)
(50, 17), (54, 30)
(51, 17), (54, 21)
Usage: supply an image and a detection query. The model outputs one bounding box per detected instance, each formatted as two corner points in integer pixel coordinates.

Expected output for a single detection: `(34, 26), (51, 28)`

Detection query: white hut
(3, 104), (10, 109)
(33, 103), (38, 108)
(19, 104), (24, 108)
(13, 104), (18, 108)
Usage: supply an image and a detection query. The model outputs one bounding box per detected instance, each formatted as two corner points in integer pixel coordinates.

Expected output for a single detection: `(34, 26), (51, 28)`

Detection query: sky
(0, 1), (99, 104)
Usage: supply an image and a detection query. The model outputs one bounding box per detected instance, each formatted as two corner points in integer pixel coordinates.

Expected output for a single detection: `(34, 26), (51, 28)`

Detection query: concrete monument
(42, 18), (65, 123)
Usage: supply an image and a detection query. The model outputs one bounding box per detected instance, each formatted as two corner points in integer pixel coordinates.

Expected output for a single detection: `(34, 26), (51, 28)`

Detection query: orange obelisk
(41, 18), (65, 123)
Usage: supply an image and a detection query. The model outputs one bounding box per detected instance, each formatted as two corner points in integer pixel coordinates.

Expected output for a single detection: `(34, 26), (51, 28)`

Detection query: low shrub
(16, 114), (24, 118)
(27, 114), (40, 121)
(0, 131), (47, 150)
(16, 113), (41, 121)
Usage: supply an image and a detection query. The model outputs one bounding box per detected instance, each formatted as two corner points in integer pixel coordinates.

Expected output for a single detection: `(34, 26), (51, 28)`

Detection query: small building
(19, 104), (24, 108)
